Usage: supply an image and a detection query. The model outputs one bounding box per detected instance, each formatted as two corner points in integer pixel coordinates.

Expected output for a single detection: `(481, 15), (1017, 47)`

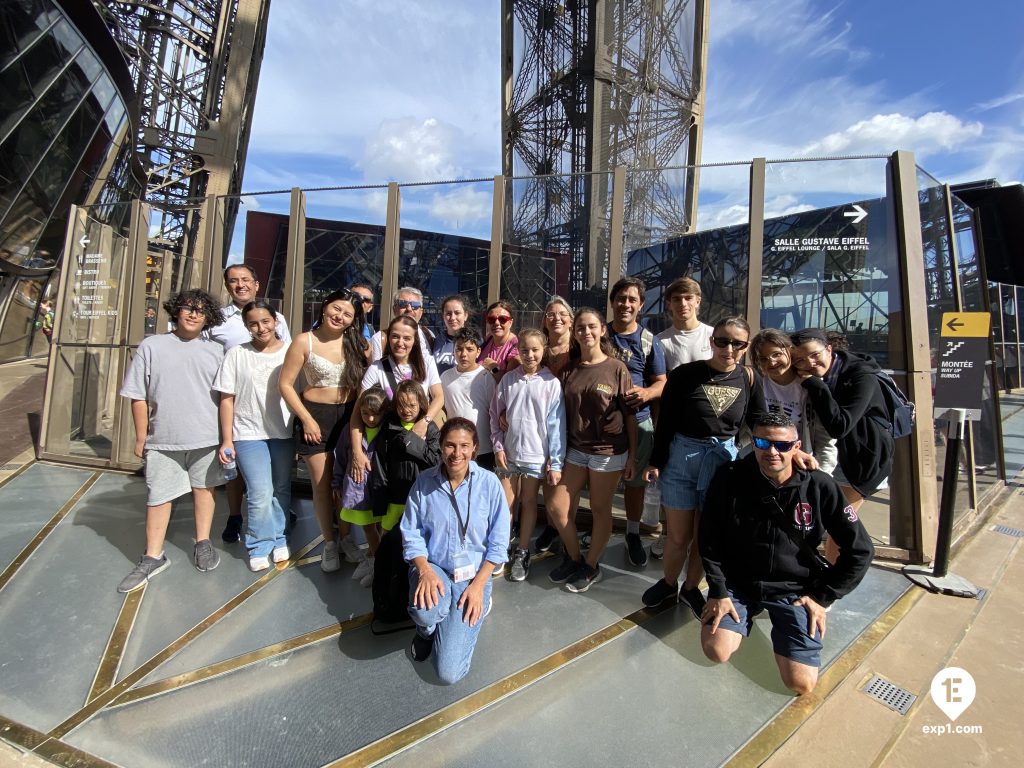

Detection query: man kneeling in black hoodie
(699, 413), (874, 695)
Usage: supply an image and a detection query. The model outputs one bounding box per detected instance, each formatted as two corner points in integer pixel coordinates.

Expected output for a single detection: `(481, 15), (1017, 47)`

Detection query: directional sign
(934, 312), (991, 420)
(843, 204), (867, 224)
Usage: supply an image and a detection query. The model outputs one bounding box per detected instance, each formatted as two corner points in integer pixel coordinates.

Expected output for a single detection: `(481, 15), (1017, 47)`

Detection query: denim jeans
(234, 438), (292, 558)
(407, 563), (492, 685)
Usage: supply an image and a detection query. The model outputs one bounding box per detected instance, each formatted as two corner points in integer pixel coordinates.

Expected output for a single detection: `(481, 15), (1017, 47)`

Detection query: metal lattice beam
(503, 0), (707, 304)
(93, 0), (269, 264)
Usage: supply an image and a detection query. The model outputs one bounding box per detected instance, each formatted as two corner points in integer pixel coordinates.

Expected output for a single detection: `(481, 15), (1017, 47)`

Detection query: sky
(237, 0), (1024, 237)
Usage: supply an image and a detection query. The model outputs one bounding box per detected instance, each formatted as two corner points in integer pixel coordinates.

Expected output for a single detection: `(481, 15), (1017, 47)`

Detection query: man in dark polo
(699, 413), (873, 695)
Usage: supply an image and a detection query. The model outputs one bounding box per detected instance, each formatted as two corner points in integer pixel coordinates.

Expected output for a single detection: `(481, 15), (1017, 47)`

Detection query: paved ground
(0, 357), (1021, 767)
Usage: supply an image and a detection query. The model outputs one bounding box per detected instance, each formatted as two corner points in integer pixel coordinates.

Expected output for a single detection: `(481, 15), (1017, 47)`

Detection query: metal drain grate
(992, 525), (1024, 538)
(862, 675), (916, 715)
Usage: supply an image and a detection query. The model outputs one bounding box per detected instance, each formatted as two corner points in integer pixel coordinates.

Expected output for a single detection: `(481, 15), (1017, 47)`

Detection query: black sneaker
(679, 585), (707, 620)
(642, 578), (678, 608)
(411, 631), (434, 662)
(625, 532), (648, 567)
(565, 563), (601, 593)
(509, 548), (531, 582)
(221, 514), (243, 543)
(549, 554), (582, 584)
(535, 525), (560, 554)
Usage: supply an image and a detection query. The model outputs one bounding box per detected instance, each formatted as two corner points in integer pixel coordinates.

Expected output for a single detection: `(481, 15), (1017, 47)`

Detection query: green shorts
(624, 417), (655, 488)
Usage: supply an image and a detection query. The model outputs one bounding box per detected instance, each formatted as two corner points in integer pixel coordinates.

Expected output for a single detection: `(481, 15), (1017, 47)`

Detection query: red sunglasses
(487, 314), (512, 325)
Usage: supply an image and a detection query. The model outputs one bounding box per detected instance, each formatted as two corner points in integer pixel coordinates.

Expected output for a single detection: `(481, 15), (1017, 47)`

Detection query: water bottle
(642, 480), (661, 526)
(223, 448), (238, 481)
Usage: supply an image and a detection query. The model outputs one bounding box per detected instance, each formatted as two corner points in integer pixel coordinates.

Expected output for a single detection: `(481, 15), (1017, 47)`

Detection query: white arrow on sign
(79, 236), (90, 248)
(844, 204), (867, 224)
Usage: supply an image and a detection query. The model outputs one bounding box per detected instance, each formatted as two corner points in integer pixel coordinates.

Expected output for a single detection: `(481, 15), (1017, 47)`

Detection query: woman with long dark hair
(643, 316), (767, 617)
(279, 289), (369, 572)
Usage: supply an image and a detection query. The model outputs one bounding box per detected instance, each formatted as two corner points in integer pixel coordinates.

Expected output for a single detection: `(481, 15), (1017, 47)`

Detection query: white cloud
(973, 92), (1024, 112)
(798, 112), (983, 158)
(427, 186), (492, 229)
(359, 118), (462, 182)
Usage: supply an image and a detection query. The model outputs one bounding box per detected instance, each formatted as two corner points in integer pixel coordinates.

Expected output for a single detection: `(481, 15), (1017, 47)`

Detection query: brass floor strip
(46, 533), (325, 740)
(0, 471), (101, 594)
(116, 546), (532, 705)
(723, 586), (924, 768)
(325, 603), (670, 768)
(86, 585), (148, 703)
(0, 458), (35, 490)
(32, 736), (121, 768)
(115, 614), (371, 707)
(0, 713), (49, 751)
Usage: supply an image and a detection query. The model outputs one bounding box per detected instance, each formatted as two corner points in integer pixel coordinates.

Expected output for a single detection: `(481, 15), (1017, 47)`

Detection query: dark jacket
(700, 454), (874, 607)
(371, 415), (440, 511)
(801, 350), (894, 495)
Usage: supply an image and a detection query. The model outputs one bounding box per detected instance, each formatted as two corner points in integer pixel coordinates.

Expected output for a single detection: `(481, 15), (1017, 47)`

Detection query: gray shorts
(144, 446), (225, 506)
(566, 447), (628, 473)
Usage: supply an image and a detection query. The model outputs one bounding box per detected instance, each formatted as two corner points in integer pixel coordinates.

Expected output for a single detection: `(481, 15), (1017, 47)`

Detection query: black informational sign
(933, 312), (990, 421)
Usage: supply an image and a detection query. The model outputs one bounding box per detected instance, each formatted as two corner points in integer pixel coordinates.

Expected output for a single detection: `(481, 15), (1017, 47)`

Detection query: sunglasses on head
(396, 299), (422, 310)
(487, 314), (512, 325)
(712, 336), (749, 351)
(752, 436), (798, 453)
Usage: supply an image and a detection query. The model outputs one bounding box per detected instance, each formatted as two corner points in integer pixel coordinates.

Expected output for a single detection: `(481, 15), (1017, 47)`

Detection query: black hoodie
(801, 350), (894, 495)
(700, 454), (874, 607)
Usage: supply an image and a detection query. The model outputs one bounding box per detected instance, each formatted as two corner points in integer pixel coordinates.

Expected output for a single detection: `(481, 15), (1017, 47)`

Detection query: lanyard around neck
(443, 471), (472, 542)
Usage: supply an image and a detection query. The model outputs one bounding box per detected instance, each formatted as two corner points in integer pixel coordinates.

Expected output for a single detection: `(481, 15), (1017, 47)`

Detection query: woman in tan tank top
(280, 289), (369, 572)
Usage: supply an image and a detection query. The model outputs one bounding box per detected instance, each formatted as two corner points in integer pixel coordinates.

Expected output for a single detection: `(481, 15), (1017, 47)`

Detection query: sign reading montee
(933, 312), (991, 421)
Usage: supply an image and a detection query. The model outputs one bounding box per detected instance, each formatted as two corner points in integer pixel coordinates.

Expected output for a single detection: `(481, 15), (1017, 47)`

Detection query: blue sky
(237, 0), (1023, 236)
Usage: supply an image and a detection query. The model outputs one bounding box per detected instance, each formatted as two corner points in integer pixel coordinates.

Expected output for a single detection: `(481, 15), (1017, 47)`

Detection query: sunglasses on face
(351, 294), (373, 306)
(752, 436), (798, 453)
(487, 314), (513, 325)
(712, 337), (749, 351)
(396, 299), (422, 310)
(180, 304), (205, 315)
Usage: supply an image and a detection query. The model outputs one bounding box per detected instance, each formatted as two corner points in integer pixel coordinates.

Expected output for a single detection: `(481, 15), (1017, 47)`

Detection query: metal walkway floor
(0, 462), (908, 768)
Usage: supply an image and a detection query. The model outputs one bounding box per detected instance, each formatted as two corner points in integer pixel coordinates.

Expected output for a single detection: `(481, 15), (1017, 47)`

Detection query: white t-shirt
(361, 355), (441, 401)
(440, 365), (496, 453)
(212, 342), (293, 441)
(656, 322), (714, 371)
(119, 333), (224, 450)
(370, 327), (432, 362)
(761, 376), (806, 431)
(207, 303), (292, 351)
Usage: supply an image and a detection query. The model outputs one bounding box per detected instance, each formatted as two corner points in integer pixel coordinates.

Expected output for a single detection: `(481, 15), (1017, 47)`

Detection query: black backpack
(370, 526), (414, 634)
(876, 370), (915, 439)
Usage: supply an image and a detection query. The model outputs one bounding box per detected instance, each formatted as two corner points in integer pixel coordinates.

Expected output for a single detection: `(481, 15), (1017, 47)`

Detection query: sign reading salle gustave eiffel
(933, 312), (990, 421)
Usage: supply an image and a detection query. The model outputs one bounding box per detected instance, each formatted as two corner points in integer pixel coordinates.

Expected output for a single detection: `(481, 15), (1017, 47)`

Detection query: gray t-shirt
(120, 333), (225, 450)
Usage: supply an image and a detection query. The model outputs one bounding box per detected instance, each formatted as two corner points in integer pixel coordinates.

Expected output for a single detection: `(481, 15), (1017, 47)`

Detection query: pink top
(478, 334), (520, 376)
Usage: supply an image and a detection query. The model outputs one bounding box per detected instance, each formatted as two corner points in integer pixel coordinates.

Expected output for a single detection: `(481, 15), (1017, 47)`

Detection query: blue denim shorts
(496, 460), (545, 480)
(659, 434), (737, 511)
(714, 588), (823, 667)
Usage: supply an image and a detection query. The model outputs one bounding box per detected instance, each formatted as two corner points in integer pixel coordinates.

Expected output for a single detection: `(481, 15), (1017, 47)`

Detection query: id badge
(452, 551), (477, 583)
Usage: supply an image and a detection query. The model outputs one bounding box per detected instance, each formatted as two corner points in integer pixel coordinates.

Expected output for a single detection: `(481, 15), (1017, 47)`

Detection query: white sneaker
(249, 555), (270, 572)
(272, 545), (291, 564)
(352, 554), (374, 581)
(359, 569), (375, 588)
(650, 533), (667, 559)
(338, 534), (363, 564)
(321, 540), (341, 572)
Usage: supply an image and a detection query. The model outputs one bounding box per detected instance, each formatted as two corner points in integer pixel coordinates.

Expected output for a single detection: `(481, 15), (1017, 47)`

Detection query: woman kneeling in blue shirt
(400, 417), (510, 684)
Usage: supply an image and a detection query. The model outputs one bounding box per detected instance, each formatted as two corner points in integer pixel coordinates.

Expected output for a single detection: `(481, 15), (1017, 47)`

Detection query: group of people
(116, 266), (889, 691)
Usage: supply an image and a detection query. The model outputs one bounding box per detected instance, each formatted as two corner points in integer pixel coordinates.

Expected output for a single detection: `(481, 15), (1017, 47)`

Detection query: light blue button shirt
(401, 462), (510, 574)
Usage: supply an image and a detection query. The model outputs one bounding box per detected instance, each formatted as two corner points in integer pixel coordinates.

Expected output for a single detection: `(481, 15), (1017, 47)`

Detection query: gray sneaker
(117, 554), (169, 593)
(650, 533), (667, 559)
(194, 539), (220, 572)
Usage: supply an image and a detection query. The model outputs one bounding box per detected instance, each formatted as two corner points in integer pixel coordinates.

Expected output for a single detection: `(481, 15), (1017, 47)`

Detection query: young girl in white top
(215, 301), (293, 572)
(490, 328), (566, 582)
